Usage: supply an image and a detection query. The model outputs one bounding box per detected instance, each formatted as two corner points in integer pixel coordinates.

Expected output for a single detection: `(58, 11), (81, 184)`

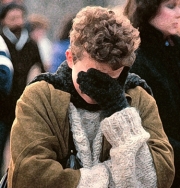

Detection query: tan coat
(8, 81), (175, 188)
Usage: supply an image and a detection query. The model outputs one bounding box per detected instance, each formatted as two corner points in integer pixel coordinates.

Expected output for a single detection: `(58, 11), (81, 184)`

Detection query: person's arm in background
(26, 41), (45, 84)
(50, 40), (70, 73)
(32, 40), (45, 73)
(38, 38), (52, 72)
(0, 35), (13, 96)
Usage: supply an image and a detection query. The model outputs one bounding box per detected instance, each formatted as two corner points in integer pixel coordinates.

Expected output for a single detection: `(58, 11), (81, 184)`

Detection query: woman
(124, 0), (180, 187)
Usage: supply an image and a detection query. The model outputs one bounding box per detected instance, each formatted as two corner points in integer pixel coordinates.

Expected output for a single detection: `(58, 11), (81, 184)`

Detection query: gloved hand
(101, 107), (150, 149)
(77, 67), (130, 118)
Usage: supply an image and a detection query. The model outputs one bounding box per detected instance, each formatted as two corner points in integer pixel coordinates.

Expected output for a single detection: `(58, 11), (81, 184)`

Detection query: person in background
(124, 0), (180, 187)
(0, 35), (13, 177)
(8, 6), (174, 188)
(26, 13), (52, 72)
(49, 14), (74, 73)
(0, 2), (44, 175)
(0, 0), (24, 31)
(0, 0), (24, 32)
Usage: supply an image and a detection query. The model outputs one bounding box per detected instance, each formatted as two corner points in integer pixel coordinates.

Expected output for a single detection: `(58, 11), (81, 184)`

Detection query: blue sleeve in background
(0, 52), (14, 96)
(0, 65), (13, 95)
(49, 39), (70, 73)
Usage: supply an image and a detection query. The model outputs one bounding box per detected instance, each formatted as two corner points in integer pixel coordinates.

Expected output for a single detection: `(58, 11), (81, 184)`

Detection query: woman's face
(150, 0), (180, 36)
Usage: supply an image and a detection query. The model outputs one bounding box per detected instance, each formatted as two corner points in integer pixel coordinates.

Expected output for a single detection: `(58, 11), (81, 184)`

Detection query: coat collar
(139, 23), (180, 49)
(2, 26), (29, 50)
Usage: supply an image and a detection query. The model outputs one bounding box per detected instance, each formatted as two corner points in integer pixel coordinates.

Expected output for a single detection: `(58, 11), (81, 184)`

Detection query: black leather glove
(77, 67), (129, 118)
(125, 73), (153, 96)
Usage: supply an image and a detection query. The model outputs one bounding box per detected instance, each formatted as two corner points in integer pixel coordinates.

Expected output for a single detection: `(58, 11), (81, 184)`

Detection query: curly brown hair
(70, 6), (140, 70)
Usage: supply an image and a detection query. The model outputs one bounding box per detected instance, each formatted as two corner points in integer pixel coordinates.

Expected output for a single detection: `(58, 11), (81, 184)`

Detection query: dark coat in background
(1, 33), (44, 127)
(130, 23), (180, 187)
(0, 48), (13, 177)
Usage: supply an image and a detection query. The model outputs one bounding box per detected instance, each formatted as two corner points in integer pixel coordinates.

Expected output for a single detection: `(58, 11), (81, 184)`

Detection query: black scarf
(29, 61), (153, 111)
(30, 61), (100, 111)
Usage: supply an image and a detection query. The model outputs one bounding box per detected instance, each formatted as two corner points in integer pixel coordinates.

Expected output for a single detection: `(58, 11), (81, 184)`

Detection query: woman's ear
(66, 49), (73, 68)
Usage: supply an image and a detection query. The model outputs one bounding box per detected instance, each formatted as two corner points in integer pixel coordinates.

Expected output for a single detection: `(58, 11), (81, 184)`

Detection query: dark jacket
(0, 51), (13, 177)
(1, 33), (44, 126)
(130, 23), (180, 187)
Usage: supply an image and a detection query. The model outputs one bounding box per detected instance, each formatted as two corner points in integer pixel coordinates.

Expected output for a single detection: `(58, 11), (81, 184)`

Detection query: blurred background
(24, 0), (126, 41)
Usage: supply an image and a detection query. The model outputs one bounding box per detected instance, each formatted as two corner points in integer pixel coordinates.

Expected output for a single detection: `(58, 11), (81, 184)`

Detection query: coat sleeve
(32, 41), (45, 73)
(8, 81), (80, 188)
(0, 36), (13, 95)
(0, 55), (13, 95)
(128, 86), (175, 188)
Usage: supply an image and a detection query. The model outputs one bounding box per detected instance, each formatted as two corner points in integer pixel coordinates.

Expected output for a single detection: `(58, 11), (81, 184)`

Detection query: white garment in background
(0, 35), (13, 73)
(0, 35), (10, 57)
(37, 36), (52, 71)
